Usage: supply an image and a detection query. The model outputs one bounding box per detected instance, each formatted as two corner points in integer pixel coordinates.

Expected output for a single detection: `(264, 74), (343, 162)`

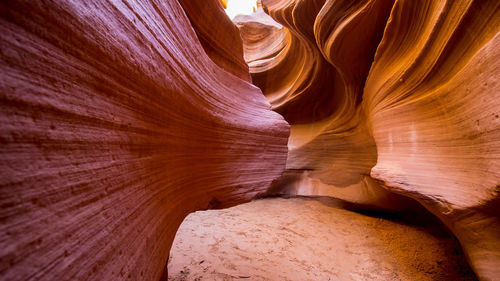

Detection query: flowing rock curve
(238, 0), (500, 279)
(0, 1), (289, 280)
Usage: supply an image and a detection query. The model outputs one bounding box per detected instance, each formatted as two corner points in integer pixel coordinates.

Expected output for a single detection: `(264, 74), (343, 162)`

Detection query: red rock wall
(238, 0), (500, 279)
(0, 0), (288, 280)
(178, 0), (251, 81)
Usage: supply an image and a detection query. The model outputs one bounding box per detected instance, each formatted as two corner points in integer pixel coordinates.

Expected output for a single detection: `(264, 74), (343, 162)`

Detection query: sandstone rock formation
(178, 0), (251, 81)
(237, 0), (500, 279)
(1, 0), (499, 280)
(0, 1), (288, 280)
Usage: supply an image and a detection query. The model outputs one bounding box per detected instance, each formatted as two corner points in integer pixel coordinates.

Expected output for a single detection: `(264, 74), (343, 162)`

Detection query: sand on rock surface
(168, 197), (475, 281)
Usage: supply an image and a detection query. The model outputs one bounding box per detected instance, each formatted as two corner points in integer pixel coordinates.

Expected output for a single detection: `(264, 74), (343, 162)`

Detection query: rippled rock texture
(237, 0), (499, 280)
(0, 1), (289, 280)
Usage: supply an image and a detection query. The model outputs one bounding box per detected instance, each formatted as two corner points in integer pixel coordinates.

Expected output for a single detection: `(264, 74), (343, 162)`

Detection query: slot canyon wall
(0, 0), (498, 281)
(0, 0), (289, 280)
(237, 0), (500, 280)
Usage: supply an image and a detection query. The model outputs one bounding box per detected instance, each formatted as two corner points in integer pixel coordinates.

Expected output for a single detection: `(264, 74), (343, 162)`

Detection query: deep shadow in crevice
(267, 194), (454, 238)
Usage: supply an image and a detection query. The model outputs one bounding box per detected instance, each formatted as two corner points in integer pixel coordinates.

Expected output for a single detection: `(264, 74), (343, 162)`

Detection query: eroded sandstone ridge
(237, 0), (500, 279)
(0, 1), (288, 280)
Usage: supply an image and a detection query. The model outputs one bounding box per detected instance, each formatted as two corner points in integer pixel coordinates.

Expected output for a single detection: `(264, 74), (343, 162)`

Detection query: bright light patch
(224, 0), (257, 19)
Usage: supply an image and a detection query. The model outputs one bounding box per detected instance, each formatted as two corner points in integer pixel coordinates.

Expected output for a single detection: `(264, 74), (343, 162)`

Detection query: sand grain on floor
(168, 197), (475, 281)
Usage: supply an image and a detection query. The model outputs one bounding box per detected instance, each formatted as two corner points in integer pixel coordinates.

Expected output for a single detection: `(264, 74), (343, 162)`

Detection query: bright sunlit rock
(224, 0), (257, 19)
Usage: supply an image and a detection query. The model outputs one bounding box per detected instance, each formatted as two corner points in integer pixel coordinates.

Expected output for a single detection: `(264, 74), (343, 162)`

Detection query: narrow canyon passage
(0, 0), (498, 280)
(168, 197), (475, 281)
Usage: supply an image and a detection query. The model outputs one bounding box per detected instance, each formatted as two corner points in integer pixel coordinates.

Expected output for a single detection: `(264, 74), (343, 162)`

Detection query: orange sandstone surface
(237, 0), (500, 280)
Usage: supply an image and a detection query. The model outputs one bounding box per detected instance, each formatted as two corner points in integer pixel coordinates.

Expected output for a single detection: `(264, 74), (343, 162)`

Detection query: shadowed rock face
(0, 0), (288, 280)
(237, 0), (499, 279)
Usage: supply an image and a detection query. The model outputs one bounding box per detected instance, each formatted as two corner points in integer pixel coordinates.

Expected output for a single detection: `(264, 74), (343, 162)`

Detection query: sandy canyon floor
(168, 197), (476, 281)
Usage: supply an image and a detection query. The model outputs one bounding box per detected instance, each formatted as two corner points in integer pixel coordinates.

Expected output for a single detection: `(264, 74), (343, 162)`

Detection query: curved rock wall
(0, 0), (288, 280)
(238, 0), (500, 279)
(178, 0), (251, 81)
(238, 7), (344, 124)
(366, 1), (500, 277)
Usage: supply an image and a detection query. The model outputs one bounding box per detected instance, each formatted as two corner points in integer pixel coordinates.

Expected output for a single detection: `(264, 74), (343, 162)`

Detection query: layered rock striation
(237, 0), (500, 279)
(0, 0), (288, 280)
